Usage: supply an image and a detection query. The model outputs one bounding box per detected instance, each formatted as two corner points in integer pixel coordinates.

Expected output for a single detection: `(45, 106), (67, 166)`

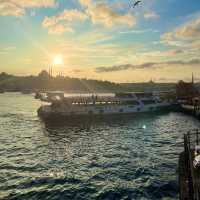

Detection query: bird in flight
(132, 0), (141, 8)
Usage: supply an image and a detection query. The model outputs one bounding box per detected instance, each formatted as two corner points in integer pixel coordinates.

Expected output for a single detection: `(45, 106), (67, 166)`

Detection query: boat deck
(180, 130), (200, 199)
(191, 152), (200, 198)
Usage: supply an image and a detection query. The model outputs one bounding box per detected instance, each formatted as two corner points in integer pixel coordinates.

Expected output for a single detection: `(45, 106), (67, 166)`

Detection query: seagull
(133, 0), (141, 8)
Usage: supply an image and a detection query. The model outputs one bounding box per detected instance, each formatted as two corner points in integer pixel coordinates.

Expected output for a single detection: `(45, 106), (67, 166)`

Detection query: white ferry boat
(37, 92), (172, 120)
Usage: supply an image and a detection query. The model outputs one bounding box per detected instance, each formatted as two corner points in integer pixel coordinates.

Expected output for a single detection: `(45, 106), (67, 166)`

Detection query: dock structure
(181, 103), (200, 118)
(180, 130), (200, 200)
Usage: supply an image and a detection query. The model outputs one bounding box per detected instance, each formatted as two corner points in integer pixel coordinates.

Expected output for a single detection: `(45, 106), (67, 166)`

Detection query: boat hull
(38, 104), (174, 122)
(181, 104), (200, 117)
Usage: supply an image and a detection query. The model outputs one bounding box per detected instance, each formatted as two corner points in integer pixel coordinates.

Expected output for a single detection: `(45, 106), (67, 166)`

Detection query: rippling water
(1, 93), (200, 200)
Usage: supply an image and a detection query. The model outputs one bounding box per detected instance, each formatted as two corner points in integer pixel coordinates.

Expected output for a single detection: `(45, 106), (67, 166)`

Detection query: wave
(4, 179), (178, 200)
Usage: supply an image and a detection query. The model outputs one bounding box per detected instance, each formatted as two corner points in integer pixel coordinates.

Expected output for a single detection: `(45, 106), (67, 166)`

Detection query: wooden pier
(179, 130), (200, 200)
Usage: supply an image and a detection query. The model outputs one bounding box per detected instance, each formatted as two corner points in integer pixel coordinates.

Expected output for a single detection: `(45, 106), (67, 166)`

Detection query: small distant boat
(181, 97), (200, 117)
(38, 92), (172, 120)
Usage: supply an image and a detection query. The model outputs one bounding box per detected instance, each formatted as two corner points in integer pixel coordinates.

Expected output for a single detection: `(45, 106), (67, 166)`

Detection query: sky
(0, 0), (200, 83)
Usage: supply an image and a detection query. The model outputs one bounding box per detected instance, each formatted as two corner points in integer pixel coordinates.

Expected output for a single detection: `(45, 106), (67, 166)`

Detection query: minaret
(48, 66), (51, 78)
(192, 72), (194, 84)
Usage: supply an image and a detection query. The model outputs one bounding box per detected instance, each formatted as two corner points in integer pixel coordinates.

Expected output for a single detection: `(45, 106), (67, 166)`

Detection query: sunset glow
(53, 55), (63, 65)
(0, 0), (200, 82)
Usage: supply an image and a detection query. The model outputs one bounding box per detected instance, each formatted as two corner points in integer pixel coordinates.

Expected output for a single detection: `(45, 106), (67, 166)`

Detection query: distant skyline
(0, 0), (200, 82)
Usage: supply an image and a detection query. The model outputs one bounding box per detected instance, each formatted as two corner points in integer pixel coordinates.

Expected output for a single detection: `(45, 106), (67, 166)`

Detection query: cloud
(144, 11), (159, 20)
(86, 3), (136, 28)
(42, 9), (87, 34)
(161, 32), (173, 42)
(175, 17), (200, 39)
(96, 63), (157, 73)
(79, 0), (92, 7)
(0, 0), (57, 17)
(95, 59), (200, 73)
(48, 24), (74, 35)
(77, 31), (114, 45)
(191, 41), (200, 50)
(0, 45), (16, 54)
(42, 16), (57, 27)
(17, 0), (56, 8)
(3, 46), (16, 51)
(160, 16), (200, 62)
(119, 29), (159, 34)
(42, 0), (136, 34)
(161, 16), (200, 47)
(58, 9), (87, 22)
(0, 2), (24, 17)
(79, 0), (136, 28)
(166, 49), (184, 56)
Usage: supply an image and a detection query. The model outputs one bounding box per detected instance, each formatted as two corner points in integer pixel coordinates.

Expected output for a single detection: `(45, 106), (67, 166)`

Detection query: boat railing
(185, 129), (200, 150)
(63, 96), (139, 103)
(184, 129), (200, 200)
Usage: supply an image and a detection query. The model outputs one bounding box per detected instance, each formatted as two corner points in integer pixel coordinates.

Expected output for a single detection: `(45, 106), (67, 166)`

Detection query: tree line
(0, 70), (177, 93)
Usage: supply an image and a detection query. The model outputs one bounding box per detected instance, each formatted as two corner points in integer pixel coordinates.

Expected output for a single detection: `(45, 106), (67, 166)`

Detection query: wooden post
(188, 132), (190, 149)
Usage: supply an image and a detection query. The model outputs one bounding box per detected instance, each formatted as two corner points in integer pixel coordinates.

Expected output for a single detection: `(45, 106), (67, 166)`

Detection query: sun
(53, 55), (63, 65)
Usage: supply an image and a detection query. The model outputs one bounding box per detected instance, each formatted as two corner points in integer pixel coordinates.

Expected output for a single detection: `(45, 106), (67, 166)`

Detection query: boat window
(121, 101), (140, 105)
(99, 109), (104, 113)
(135, 93), (153, 98)
(142, 100), (156, 105)
(115, 93), (132, 98)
